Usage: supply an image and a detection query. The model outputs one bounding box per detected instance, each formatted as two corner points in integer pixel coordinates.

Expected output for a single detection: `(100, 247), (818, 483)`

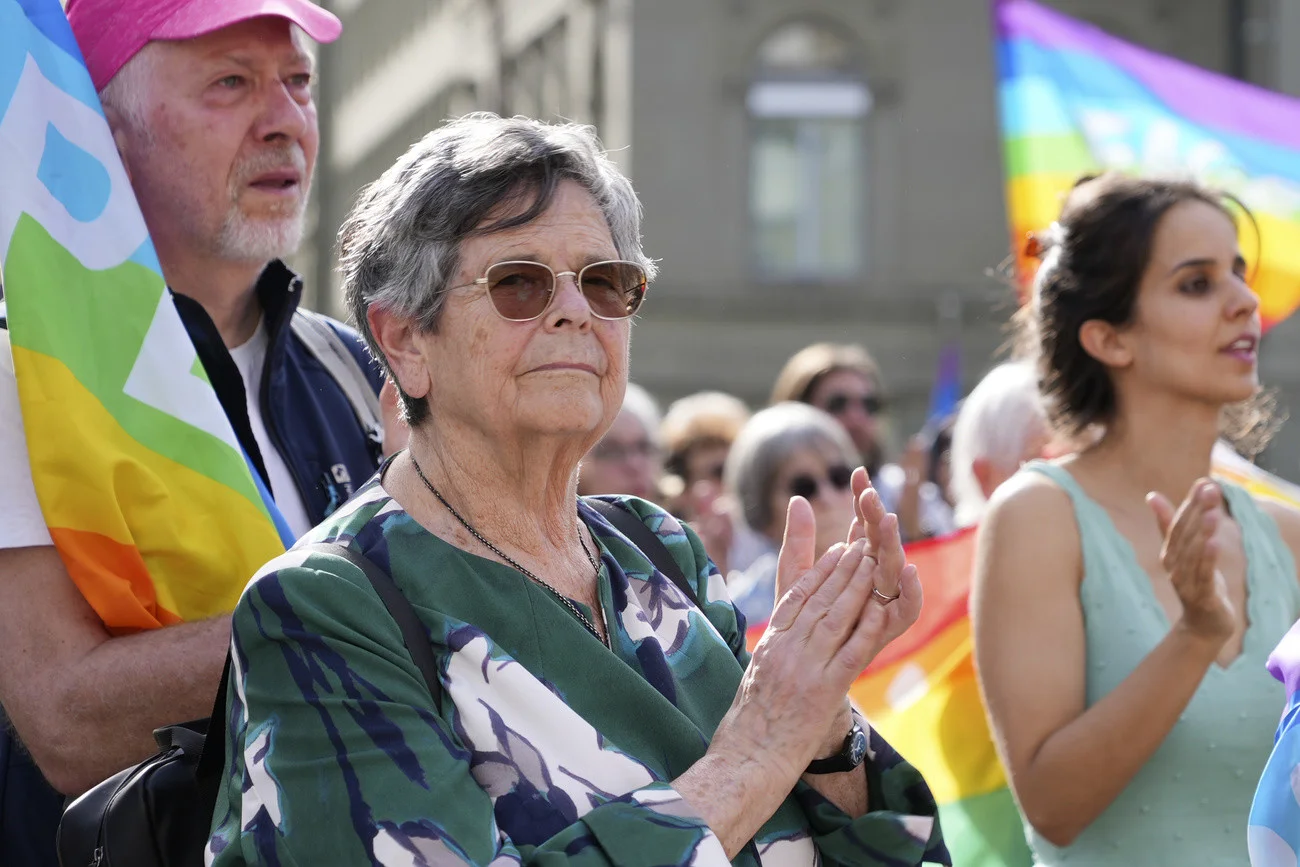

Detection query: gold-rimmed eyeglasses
(452, 260), (649, 322)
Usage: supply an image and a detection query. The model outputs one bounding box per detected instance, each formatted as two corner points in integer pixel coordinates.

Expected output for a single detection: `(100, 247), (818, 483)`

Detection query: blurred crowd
(579, 343), (1053, 614)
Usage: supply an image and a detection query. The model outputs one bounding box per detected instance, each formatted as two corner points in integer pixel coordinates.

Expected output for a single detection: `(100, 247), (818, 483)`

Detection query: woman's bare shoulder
(985, 466), (1077, 529)
(977, 467), (1083, 587)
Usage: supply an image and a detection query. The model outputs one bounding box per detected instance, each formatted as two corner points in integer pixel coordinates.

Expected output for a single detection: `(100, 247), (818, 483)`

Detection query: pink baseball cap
(66, 0), (343, 92)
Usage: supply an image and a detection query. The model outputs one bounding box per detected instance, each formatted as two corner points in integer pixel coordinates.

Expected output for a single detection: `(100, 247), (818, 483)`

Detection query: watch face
(849, 728), (868, 767)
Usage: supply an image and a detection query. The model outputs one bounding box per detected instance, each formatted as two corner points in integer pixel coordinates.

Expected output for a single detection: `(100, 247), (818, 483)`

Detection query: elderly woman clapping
(208, 114), (947, 867)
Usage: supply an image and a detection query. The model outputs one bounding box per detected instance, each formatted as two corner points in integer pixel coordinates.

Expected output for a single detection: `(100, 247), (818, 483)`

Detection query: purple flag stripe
(996, 0), (1300, 153)
(1268, 620), (1300, 698)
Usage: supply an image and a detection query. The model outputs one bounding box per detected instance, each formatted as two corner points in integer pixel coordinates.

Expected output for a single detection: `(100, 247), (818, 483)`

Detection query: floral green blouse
(207, 477), (948, 866)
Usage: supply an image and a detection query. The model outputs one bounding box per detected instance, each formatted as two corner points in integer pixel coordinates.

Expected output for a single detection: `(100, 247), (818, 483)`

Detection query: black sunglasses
(788, 465), (854, 500)
(824, 394), (885, 417)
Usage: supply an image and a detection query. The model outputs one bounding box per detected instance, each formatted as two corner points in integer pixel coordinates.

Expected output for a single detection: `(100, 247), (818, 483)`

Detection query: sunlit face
(764, 445), (856, 555)
(578, 411), (662, 500)
(113, 18), (318, 265)
(1110, 200), (1260, 407)
(404, 180), (630, 448)
(807, 369), (884, 469)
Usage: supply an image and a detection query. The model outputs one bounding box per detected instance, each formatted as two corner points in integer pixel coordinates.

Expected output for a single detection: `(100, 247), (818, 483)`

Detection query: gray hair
(98, 45), (158, 134)
(339, 112), (658, 423)
(724, 402), (858, 537)
(950, 360), (1045, 527)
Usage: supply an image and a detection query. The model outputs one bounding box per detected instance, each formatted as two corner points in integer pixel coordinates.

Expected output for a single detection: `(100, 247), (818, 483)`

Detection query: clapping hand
(712, 468), (922, 783)
(1147, 480), (1235, 645)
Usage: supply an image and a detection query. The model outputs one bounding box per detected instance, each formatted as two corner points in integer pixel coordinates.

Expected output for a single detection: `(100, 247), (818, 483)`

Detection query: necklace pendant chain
(410, 454), (609, 649)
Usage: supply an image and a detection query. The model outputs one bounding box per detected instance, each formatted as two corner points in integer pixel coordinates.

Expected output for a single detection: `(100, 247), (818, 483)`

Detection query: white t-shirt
(225, 318), (313, 538)
(0, 321), (314, 550)
(0, 330), (55, 549)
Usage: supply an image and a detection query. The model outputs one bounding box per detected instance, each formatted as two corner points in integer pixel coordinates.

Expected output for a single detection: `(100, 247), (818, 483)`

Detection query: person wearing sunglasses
(770, 343), (889, 479)
(722, 403), (863, 630)
(207, 114), (947, 867)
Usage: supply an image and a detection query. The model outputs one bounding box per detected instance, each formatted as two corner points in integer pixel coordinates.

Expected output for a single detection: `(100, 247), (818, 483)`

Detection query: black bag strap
(308, 542), (444, 710)
(584, 498), (698, 608)
(194, 542), (443, 789)
(194, 649), (232, 790)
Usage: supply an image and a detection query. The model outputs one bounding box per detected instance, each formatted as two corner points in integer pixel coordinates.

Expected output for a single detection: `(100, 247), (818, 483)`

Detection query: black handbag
(55, 543), (441, 867)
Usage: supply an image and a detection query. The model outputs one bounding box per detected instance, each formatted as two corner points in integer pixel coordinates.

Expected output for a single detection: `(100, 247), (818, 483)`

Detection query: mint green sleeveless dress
(1023, 463), (1300, 866)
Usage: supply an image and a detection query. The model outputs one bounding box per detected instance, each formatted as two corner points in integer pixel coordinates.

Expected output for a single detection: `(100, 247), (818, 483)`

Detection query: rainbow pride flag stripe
(998, 0), (1300, 330)
(0, 0), (288, 632)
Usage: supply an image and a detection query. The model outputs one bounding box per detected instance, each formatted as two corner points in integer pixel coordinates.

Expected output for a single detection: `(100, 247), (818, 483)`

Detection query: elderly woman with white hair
(207, 114), (947, 867)
(948, 361), (1052, 527)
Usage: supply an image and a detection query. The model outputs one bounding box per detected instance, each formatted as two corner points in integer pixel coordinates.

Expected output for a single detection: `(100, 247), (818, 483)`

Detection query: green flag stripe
(1004, 132), (1097, 177)
(5, 216), (268, 511)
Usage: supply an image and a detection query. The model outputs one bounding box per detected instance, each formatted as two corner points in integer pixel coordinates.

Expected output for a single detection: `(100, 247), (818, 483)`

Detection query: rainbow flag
(744, 445), (1298, 866)
(0, 0), (289, 633)
(998, 0), (1300, 330)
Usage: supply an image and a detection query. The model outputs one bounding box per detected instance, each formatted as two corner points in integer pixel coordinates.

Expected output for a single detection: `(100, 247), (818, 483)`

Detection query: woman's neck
(404, 421), (590, 560)
(1080, 390), (1221, 507)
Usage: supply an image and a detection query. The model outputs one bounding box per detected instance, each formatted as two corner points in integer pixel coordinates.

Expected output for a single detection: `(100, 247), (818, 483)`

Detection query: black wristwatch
(805, 720), (869, 775)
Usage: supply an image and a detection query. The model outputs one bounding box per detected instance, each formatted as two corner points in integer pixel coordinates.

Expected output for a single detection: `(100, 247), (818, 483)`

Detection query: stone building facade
(306, 0), (1300, 476)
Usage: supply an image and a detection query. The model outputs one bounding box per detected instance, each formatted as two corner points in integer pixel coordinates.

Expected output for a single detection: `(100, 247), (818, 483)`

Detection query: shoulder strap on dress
(584, 499), (699, 608)
(305, 541), (443, 710)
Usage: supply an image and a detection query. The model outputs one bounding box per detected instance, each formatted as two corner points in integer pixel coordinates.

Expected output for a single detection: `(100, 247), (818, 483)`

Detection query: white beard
(215, 206), (306, 263)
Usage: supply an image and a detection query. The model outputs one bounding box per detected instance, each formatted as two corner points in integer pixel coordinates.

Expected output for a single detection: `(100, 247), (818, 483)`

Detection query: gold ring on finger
(871, 587), (900, 605)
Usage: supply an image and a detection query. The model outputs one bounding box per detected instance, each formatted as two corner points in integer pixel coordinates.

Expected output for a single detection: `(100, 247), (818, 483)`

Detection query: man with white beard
(0, 2), (389, 863)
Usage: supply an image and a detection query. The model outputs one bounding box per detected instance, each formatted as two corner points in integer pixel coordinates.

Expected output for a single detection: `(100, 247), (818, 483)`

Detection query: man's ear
(368, 307), (432, 403)
(1078, 318), (1134, 370)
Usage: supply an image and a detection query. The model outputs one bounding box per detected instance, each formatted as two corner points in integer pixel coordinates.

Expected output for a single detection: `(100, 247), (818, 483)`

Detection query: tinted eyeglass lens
(863, 395), (884, 415)
(789, 475), (819, 500)
(789, 467), (854, 499)
(581, 261), (647, 318)
(487, 262), (555, 320)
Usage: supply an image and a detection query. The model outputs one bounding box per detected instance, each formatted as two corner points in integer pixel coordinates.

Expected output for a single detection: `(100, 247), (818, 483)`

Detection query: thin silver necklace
(409, 453), (608, 648)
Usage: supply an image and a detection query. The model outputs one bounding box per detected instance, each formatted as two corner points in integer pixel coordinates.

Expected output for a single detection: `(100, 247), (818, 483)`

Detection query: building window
(748, 21), (871, 280)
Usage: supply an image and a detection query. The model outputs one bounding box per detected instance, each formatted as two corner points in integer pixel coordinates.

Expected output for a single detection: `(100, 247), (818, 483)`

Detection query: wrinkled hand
(379, 380), (411, 458)
(1148, 480), (1235, 644)
(713, 478), (922, 782)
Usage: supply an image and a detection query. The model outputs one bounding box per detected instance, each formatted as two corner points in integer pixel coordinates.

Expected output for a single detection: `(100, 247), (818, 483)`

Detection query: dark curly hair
(1015, 173), (1277, 454)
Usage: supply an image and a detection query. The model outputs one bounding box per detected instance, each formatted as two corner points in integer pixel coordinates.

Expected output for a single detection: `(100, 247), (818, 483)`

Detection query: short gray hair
(724, 402), (858, 537)
(98, 45), (158, 134)
(339, 113), (658, 423)
(950, 360), (1045, 527)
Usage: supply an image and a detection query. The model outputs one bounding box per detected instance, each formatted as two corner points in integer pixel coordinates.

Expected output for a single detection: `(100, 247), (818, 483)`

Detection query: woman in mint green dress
(973, 173), (1300, 866)
(206, 114), (948, 867)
